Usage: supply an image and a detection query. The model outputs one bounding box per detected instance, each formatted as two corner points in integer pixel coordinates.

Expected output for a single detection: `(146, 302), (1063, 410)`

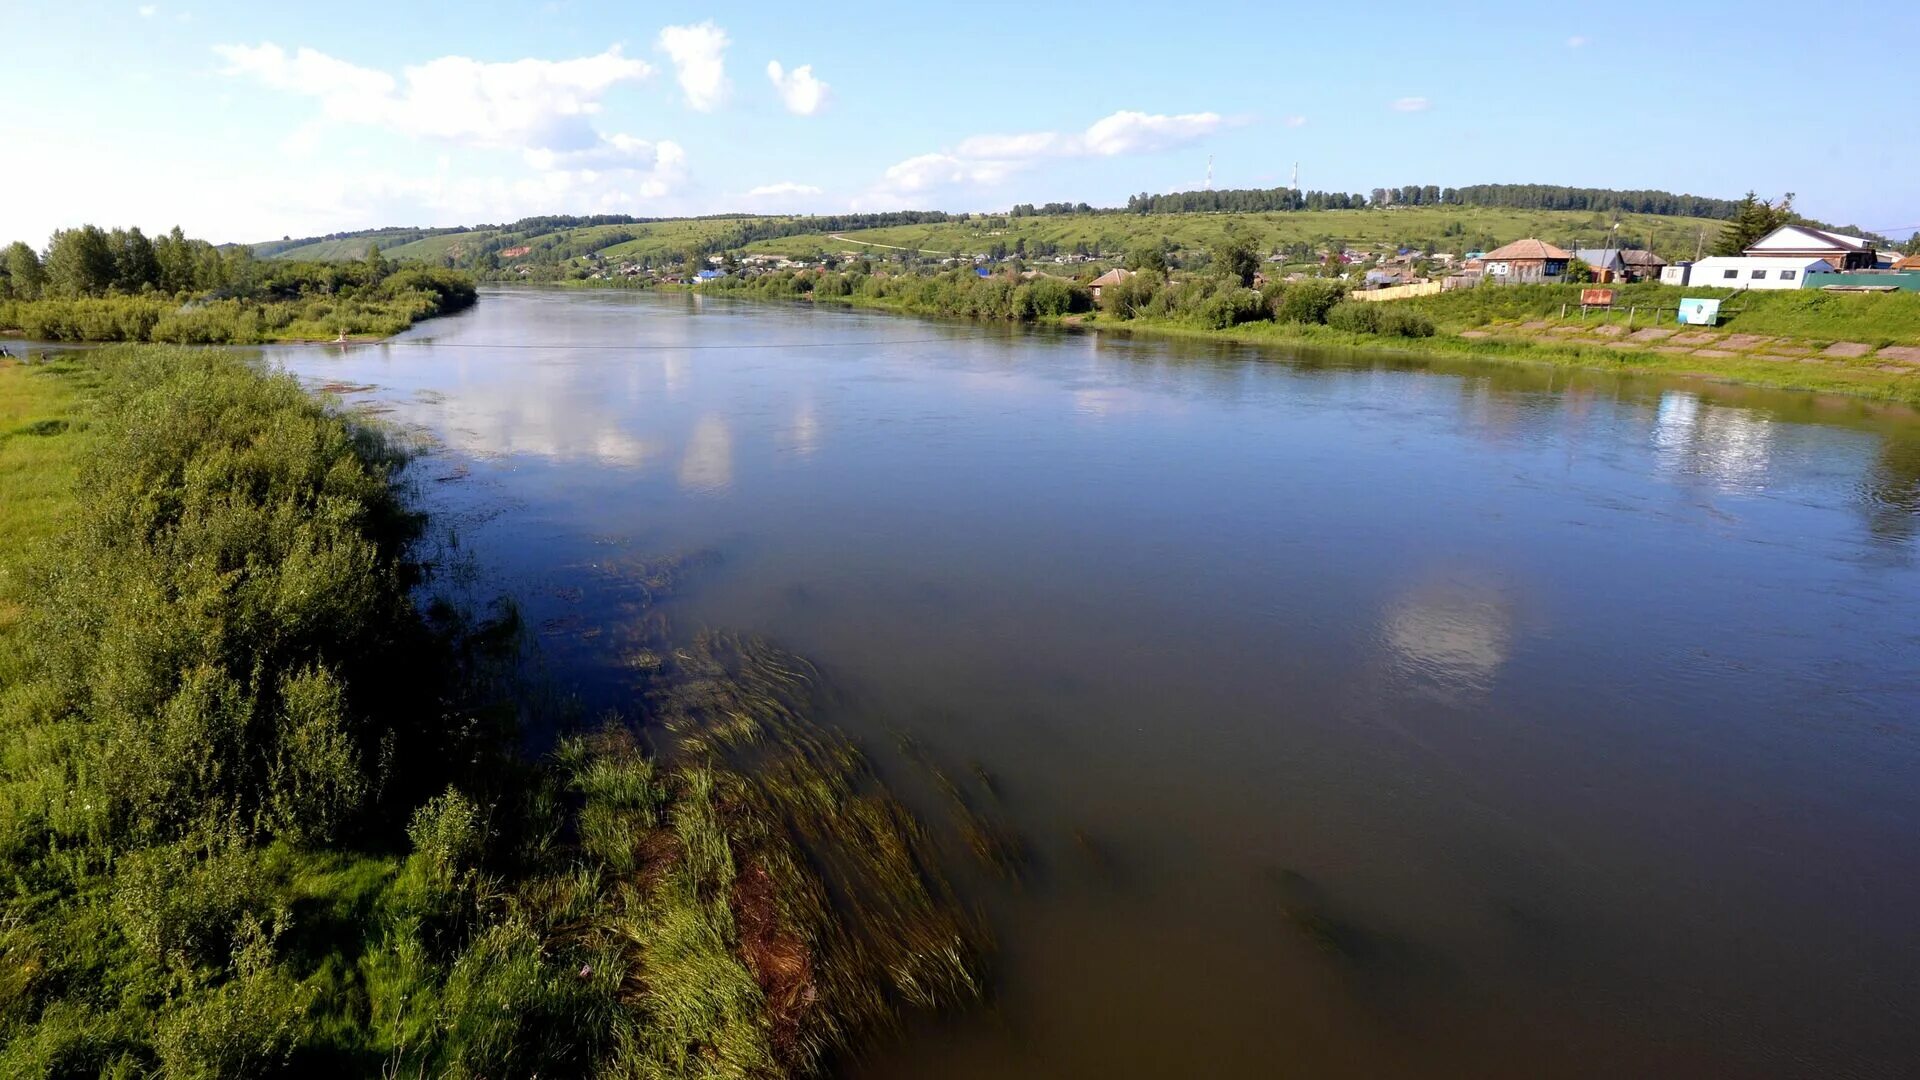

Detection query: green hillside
(380, 230), (501, 262)
(741, 207), (1724, 262)
(596, 217), (808, 261)
(240, 186), (1865, 274)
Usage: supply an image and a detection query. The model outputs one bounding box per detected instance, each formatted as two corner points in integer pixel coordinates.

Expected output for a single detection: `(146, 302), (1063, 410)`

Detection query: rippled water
(269, 287), (1920, 1078)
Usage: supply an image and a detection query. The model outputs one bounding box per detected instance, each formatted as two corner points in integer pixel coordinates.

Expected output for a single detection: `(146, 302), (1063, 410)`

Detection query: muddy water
(271, 287), (1920, 1078)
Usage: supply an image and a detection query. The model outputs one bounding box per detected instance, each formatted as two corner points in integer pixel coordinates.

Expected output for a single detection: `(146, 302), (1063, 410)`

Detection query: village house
(1685, 256), (1835, 290)
(1482, 239), (1572, 283)
(1573, 248), (1628, 283)
(1619, 249), (1666, 282)
(1742, 224), (1877, 270)
(1088, 267), (1134, 301)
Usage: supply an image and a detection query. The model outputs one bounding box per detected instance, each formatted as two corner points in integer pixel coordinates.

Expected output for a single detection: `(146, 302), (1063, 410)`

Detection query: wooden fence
(1348, 281), (1444, 302)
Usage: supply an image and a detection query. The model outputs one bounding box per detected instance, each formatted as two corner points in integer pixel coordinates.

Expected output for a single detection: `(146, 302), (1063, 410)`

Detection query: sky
(3, 0), (1917, 245)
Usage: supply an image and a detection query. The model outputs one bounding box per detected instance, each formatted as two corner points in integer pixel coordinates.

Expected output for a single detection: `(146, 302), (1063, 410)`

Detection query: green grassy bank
(701, 269), (1920, 405)
(0, 350), (995, 1077)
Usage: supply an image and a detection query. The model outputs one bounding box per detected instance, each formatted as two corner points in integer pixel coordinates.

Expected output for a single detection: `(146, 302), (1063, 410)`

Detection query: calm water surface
(271, 288), (1920, 1078)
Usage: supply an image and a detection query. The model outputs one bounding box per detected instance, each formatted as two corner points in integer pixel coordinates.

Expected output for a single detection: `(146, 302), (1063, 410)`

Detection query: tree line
(1, 224), (476, 342)
(3, 225), (240, 301)
(1126, 188), (1370, 213)
(1123, 184), (1750, 219)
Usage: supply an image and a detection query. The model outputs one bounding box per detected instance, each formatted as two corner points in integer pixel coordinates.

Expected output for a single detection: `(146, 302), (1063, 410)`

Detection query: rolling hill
(247, 186), (1884, 272)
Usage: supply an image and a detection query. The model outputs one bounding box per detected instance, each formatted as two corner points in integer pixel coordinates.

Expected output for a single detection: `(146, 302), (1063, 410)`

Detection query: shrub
(1021, 276), (1090, 318)
(1100, 274), (1160, 320)
(151, 920), (307, 1080)
(1198, 288), (1270, 330)
(1272, 280), (1348, 325)
(1326, 301), (1382, 334)
(1377, 307), (1436, 338)
(112, 839), (275, 973)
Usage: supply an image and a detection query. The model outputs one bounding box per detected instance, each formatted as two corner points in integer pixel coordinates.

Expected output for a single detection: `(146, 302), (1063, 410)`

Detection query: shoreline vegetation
(691, 269), (1920, 405)
(0, 349), (1003, 1077)
(0, 226), (476, 344)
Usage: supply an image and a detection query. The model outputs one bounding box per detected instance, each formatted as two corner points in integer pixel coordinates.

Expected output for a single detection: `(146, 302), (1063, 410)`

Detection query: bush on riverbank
(0, 261), (476, 343)
(0, 348), (991, 1076)
(1326, 302), (1437, 338)
(706, 268), (1093, 323)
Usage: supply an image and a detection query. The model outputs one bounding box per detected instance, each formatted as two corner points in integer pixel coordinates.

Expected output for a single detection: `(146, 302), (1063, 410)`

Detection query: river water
(270, 287), (1920, 1078)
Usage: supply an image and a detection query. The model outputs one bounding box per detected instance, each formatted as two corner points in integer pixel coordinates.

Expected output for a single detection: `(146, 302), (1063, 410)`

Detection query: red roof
(1483, 238), (1571, 261)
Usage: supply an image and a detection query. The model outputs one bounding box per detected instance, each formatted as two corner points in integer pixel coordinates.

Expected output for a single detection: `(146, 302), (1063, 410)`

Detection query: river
(271, 286), (1920, 1078)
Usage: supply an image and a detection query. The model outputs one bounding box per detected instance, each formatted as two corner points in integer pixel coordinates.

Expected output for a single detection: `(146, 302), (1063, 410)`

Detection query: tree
(1125, 242), (1169, 275)
(1564, 257), (1595, 284)
(44, 225), (117, 297)
(154, 226), (199, 294)
(1212, 234), (1259, 287)
(362, 242), (389, 282)
(113, 226), (161, 293)
(5, 241), (46, 299)
(1904, 232), (1920, 256)
(1712, 191), (1793, 257)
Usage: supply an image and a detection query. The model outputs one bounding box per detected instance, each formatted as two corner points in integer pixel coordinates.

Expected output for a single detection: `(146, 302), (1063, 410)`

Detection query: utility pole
(1695, 225), (1705, 262)
(1292, 161), (1299, 191)
(1206, 155), (1214, 191)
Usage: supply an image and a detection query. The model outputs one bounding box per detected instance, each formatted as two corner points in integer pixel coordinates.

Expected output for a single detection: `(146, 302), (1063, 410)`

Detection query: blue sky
(4, 0), (1917, 244)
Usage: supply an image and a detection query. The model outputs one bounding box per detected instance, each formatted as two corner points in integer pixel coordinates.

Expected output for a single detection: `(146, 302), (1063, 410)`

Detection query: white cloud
(1079, 110), (1223, 155)
(880, 152), (1018, 194)
(215, 42), (655, 154)
(138, 4), (157, 16)
(765, 60), (828, 116)
(1566, 35), (1589, 48)
(745, 181), (823, 198)
(1284, 115), (1308, 128)
(658, 22), (729, 111)
(863, 108), (1224, 206)
(1390, 96), (1431, 112)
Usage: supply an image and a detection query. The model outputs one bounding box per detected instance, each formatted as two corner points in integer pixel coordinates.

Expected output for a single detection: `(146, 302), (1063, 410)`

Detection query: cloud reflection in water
(678, 413), (734, 494)
(1653, 391), (1774, 494)
(1381, 578), (1515, 700)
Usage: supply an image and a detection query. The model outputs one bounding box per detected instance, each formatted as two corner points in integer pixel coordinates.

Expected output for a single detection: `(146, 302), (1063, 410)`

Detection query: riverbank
(1079, 309), (1920, 404)
(699, 273), (1920, 405)
(0, 349), (992, 1076)
(0, 268), (477, 345)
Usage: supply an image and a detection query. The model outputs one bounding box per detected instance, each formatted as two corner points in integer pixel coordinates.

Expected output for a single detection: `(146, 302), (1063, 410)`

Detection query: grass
(380, 231), (502, 263)
(1096, 313), (1920, 404)
(593, 219), (805, 262)
(262, 229), (452, 261)
(0, 360), (96, 635)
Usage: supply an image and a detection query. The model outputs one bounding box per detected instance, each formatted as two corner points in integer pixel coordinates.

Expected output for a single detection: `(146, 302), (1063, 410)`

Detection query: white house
(1743, 225), (1877, 270)
(1686, 256), (1834, 290)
